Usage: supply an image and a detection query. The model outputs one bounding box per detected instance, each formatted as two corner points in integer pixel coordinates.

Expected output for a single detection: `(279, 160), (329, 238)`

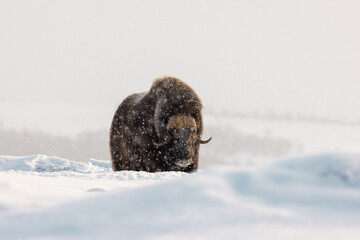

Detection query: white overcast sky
(0, 0), (359, 135)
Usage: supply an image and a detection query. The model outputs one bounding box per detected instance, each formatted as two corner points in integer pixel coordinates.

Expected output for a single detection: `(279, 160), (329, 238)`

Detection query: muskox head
(154, 114), (212, 169)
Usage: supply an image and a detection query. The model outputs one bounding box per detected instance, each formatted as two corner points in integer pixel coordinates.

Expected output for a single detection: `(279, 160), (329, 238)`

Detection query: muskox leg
(110, 129), (123, 171)
(110, 109), (132, 171)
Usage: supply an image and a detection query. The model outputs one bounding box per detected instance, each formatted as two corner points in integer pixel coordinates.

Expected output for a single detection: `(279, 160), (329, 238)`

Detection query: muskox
(110, 76), (211, 172)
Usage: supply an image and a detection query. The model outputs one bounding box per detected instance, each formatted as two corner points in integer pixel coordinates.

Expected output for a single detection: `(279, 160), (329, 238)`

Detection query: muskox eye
(168, 128), (174, 134)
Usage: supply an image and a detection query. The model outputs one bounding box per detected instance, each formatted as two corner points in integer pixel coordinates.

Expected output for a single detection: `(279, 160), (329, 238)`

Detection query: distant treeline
(201, 124), (300, 167)
(206, 109), (360, 126)
(0, 124), (298, 167)
(0, 128), (110, 162)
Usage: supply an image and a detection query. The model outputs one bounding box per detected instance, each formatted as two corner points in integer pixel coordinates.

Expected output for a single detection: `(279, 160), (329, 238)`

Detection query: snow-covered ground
(1, 154), (360, 239)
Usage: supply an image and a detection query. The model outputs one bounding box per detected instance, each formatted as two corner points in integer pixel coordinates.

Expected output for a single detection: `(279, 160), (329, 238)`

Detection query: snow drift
(1, 154), (360, 239)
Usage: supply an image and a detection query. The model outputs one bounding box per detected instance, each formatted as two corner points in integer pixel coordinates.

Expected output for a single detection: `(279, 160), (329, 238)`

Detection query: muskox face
(154, 114), (211, 171)
(167, 115), (198, 168)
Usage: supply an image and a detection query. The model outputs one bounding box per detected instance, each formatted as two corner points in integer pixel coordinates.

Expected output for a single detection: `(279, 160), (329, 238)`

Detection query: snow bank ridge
(270, 153), (360, 186)
(0, 154), (188, 180)
(1, 153), (360, 185)
(0, 154), (110, 173)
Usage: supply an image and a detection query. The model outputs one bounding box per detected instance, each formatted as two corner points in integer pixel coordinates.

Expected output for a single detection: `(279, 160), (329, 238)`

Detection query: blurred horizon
(1, 111), (359, 166)
(1, 0), (360, 136)
(1, 0), (360, 163)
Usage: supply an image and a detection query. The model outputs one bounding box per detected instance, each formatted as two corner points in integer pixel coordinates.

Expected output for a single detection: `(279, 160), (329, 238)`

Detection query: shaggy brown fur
(109, 76), (210, 172)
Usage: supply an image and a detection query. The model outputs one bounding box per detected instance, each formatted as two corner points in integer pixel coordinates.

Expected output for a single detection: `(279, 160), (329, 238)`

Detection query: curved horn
(153, 140), (167, 147)
(199, 137), (212, 144)
(153, 134), (172, 147)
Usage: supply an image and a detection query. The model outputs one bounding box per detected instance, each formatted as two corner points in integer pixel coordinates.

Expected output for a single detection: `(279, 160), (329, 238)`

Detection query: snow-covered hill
(1, 154), (360, 239)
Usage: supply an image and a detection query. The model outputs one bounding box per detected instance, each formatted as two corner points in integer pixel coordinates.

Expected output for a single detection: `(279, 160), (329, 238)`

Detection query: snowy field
(1, 153), (360, 239)
(2, 0), (360, 239)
